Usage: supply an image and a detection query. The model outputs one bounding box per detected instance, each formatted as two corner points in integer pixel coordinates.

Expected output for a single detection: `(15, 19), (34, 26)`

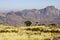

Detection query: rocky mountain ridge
(0, 6), (60, 26)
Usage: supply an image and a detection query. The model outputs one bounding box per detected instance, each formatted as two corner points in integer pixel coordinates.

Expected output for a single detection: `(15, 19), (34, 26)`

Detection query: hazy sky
(0, 0), (60, 10)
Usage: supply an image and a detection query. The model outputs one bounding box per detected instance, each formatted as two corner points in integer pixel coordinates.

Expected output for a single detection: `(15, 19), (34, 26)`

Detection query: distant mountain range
(0, 6), (60, 26)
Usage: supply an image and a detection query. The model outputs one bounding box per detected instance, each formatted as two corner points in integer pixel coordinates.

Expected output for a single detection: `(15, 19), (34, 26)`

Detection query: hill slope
(0, 6), (60, 26)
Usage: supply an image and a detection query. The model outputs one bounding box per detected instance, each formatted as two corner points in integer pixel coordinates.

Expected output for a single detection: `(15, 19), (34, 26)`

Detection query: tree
(38, 24), (41, 26)
(41, 24), (46, 25)
(49, 24), (56, 26)
(24, 21), (32, 26)
(35, 22), (39, 26)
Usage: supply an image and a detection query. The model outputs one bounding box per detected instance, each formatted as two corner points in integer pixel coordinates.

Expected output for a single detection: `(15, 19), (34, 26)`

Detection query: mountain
(0, 6), (60, 26)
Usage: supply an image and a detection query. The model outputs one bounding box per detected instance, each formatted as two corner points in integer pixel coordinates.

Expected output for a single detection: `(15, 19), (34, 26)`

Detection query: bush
(0, 30), (10, 33)
(49, 24), (56, 26)
(44, 38), (51, 40)
(31, 28), (40, 31)
(11, 30), (18, 33)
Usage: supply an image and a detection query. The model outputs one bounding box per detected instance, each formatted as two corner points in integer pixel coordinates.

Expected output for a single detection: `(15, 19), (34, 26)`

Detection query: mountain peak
(46, 6), (55, 8)
(45, 6), (56, 10)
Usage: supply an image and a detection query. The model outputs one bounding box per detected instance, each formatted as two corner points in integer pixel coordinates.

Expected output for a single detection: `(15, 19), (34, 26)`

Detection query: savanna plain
(0, 25), (60, 40)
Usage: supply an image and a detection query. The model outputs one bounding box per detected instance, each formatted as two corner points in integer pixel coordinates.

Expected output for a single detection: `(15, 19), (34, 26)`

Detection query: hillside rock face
(0, 6), (60, 26)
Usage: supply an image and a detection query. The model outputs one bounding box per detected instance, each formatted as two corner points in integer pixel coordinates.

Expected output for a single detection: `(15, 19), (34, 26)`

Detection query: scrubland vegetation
(0, 25), (60, 40)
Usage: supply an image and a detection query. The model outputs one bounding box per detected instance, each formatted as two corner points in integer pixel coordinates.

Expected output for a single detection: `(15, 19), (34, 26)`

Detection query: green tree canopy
(24, 21), (32, 26)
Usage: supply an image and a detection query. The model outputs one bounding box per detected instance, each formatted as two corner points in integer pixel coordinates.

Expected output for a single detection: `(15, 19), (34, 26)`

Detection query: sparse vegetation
(44, 38), (51, 40)
(49, 24), (56, 26)
(0, 25), (60, 40)
(35, 22), (39, 26)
